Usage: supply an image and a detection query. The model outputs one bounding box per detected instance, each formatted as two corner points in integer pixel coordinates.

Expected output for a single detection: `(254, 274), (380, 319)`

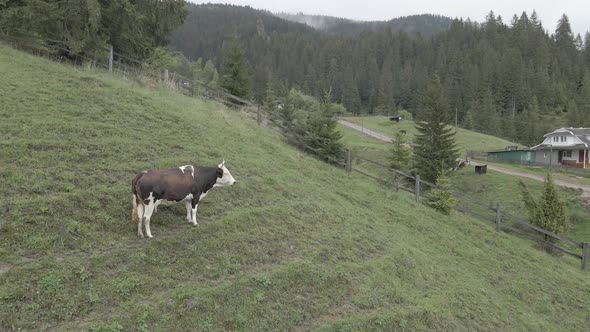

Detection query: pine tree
(413, 75), (459, 182)
(220, 33), (251, 98)
(341, 64), (361, 114)
(389, 132), (412, 171)
(377, 54), (395, 114)
(519, 174), (569, 250)
(429, 170), (458, 215)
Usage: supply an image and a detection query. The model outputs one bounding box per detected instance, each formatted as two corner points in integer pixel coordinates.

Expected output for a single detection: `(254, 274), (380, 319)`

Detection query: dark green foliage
(171, 5), (590, 144)
(278, 89), (344, 164)
(220, 33), (251, 98)
(519, 174), (569, 243)
(0, 0), (188, 60)
(413, 76), (460, 183)
(389, 132), (412, 171)
(389, 131), (413, 189)
(428, 171), (458, 215)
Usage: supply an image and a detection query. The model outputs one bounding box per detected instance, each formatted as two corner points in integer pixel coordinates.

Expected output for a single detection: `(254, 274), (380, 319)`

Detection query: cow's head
(215, 160), (236, 186)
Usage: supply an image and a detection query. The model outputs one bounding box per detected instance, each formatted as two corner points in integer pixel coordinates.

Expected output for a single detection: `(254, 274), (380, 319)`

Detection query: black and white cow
(131, 161), (236, 238)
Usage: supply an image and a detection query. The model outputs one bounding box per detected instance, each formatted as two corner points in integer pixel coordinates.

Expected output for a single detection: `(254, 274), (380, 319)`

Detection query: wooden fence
(4, 33), (588, 271)
(343, 149), (589, 270)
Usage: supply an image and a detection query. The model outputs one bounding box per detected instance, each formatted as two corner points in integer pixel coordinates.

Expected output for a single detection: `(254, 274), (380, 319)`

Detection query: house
(531, 128), (590, 168)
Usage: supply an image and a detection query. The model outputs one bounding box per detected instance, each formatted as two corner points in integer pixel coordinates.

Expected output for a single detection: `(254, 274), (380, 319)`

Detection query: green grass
(1, 45), (590, 331)
(342, 116), (516, 155)
(339, 118), (590, 243)
(480, 160), (590, 187)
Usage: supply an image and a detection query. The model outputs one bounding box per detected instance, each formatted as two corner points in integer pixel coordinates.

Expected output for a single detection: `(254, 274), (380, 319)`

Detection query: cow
(131, 161), (236, 239)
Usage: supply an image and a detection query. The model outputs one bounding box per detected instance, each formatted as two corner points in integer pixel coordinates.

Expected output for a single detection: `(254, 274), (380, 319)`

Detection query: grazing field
(342, 116), (517, 154)
(1, 45), (589, 331)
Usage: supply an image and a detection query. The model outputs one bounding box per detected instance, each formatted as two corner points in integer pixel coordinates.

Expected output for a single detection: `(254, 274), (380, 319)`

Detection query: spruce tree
(519, 174), (569, 250)
(429, 170), (458, 215)
(220, 33), (251, 98)
(413, 75), (459, 182)
(377, 55), (395, 114)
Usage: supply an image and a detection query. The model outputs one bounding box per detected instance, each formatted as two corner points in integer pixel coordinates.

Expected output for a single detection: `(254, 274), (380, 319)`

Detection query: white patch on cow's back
(179, 165), (194, 178)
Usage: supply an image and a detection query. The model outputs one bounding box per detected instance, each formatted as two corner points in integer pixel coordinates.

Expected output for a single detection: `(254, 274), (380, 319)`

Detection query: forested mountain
(170, 4), (590, 146)
(275, 13), (453, 36)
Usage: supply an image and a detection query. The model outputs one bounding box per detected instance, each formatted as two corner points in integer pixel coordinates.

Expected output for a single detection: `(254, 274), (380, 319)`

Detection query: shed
(486, 149), (536, 163)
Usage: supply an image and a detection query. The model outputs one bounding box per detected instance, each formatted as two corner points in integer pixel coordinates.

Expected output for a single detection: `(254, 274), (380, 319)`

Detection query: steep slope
(0, 45), (589, 331)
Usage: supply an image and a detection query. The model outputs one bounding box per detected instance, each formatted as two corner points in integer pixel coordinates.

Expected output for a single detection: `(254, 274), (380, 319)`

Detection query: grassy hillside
(1, 45), (589, 331)
(342, 116), (517, 154)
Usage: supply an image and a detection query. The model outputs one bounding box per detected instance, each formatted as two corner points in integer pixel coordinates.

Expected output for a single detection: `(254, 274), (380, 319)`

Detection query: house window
(553, 136), (558, 142)
(561, 136), (566, 142)
(563, 151), (572, 158)
(544, 153), (548, 158)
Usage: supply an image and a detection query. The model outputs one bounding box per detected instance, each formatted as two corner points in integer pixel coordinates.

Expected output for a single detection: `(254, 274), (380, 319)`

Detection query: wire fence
(3, 32), (588, 271)
(343, 149), (589, 270)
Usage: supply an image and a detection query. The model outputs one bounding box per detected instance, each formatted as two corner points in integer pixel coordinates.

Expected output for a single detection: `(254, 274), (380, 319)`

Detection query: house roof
(543, 127), (590, 137)
(532, 127), (590, 150)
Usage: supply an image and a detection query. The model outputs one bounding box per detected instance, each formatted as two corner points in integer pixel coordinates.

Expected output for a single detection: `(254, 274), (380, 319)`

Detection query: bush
(397, 109), (413, 121)
(519, 173), (569, 249)
(275, 89), (344, 164)
(428, 171), (457, 215)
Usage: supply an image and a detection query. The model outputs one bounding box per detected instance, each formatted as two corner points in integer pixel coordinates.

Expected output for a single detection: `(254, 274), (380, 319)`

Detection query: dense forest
(170, 4), (590, 146)
(0, 0), (188, 60)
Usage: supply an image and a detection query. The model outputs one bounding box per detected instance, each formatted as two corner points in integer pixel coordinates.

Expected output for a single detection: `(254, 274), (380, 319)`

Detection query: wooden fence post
(495, 202), (501, 231)
(345, 149), (352, 174)
(415, 175), (421, 203)
(257, 105), (262, 126)
(161, 69), (169, 82)
(582, 242), (589, 270)
(108, 45), (113, 73)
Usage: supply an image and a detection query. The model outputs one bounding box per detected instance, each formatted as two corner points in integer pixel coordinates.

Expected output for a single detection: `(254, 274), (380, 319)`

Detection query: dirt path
(338, 119), (393, 143)
(338, 119), (590, 194)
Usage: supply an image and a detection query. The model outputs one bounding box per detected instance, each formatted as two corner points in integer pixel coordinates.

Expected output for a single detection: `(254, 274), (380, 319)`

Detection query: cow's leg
(143, 200), (156, 239)
(190, 197), (199, 226)
(136, 202), (145, 238)
(185, 200), (192, 223)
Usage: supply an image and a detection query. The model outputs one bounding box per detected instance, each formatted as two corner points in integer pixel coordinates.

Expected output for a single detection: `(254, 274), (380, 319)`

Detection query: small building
(389, 115), (403, 122)
(531, 128), (590, 168)
(486, 149), (536, 164)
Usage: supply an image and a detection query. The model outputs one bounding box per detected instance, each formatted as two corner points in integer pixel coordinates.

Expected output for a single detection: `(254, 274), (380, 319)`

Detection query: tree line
(0, 0), (188, 61)
(171, 4), (590, 146)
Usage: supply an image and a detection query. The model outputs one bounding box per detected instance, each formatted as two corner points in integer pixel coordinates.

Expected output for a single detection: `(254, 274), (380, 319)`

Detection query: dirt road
(338, 119), (590, 194)
(338, 119), (393, 143)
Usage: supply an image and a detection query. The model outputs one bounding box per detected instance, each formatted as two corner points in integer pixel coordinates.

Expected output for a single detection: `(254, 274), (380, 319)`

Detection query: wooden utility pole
(415, 175), (421, 203)
(108, 45), (113, 73)
(345, 149), (352, 173)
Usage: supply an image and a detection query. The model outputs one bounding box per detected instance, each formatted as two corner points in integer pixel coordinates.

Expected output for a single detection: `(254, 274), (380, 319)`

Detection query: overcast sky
(189, 0), (589, 36)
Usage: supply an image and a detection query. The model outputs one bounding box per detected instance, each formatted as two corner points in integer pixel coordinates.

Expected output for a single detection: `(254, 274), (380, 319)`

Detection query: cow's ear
(218, 160), (225, 168)
(216, 167), (223, 178)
